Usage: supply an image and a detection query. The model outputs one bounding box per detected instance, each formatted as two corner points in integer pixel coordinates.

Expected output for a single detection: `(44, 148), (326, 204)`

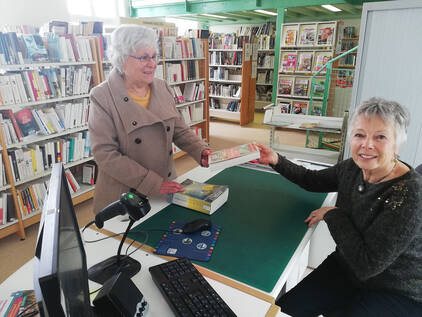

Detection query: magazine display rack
(208, 42), (255, 126)
(277, 21), (337, 118)
(0, 34), (103, 239)
(159, 37), (209, 158)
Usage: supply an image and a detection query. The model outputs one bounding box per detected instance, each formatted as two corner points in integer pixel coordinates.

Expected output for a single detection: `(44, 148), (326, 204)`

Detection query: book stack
(165, 60), (199, 83)
(169, 179), (229, 215)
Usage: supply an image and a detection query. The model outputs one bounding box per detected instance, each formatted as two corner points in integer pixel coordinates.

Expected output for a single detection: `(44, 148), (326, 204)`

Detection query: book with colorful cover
(278, 102), (291, 114)
(312, 79), (325, 98)
(169, 179), (229, 215)
(208, 143), (260, 171)
(21, 34), (48, 62)
(14, 109), (40, 138)
(292, 101), (308, 115)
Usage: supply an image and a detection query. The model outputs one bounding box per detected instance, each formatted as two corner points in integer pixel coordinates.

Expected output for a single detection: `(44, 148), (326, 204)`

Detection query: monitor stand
(88, 255), (141, 284)
(88, 219), (141, 284)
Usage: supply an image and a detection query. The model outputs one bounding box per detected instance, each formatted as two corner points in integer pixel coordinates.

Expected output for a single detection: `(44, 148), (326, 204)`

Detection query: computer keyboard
(149, 258), (237, 317)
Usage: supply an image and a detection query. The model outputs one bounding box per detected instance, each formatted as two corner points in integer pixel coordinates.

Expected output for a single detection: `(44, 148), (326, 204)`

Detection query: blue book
(21, 34), (48, 62)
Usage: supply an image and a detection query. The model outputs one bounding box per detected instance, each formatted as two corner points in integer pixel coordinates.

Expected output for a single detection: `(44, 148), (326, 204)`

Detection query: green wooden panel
(128, 166), (327, 293)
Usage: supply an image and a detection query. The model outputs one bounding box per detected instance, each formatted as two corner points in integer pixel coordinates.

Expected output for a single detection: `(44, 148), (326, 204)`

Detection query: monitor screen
(34, 163), (92, 317)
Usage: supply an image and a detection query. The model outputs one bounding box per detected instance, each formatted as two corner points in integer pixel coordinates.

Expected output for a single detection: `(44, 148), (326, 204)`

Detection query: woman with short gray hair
(88, 24), (210, 214)
(257, 97), (422, 315)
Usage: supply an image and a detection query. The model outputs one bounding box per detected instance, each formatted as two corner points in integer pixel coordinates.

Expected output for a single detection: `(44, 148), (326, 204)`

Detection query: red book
(65, 171), (77, 192)
(0, 110), (23, 141)
(27, 71), (39, 101)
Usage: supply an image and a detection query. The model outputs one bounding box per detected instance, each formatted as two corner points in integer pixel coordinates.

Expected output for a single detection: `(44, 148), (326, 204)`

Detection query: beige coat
(88, 69), (208, 214)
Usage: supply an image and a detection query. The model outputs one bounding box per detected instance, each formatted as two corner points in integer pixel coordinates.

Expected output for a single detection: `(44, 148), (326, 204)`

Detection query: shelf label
(244, 43), (251, 62)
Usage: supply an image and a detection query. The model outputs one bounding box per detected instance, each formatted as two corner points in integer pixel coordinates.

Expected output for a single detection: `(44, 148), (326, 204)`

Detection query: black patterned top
(271, 156), (422, 303)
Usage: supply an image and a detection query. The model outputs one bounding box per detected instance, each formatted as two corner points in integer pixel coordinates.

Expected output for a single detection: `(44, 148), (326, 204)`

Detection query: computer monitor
(33, 163), (92, 316)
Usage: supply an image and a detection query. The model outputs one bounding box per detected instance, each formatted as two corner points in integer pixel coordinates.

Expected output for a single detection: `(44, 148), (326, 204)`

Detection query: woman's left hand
(201, 149), (211, 167)
(305, 206), (337, 227)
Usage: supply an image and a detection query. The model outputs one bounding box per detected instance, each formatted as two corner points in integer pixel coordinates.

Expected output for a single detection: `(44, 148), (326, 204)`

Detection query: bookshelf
(208, 46), (255, 126)
(158, 37), (210, 159)
(0, 32), (102, 240)
(276, 21), (337, 120)
(255, 48), (275, 110)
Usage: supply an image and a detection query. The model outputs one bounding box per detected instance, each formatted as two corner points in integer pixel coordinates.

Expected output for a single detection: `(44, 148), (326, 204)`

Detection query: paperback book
(209, 143), (260, 171)
(169, 179), (229, 215)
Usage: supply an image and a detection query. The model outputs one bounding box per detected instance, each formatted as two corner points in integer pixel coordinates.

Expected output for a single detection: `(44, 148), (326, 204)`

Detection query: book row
(257, 34), (275, 50)
(257, 54), (274, 68)
(0, 65), (92, 105)
(281, 22), (336, 48)
(178, 102), (204, 125)
(0, 31), (96, 65)
(209, 67), (242, 82)
(209, 84), (241, 98)
(0, 156), (7, 187)
(17, 181), (48, 217)
(0, 99), (89, 142)
(161, 37), (204, 59)
(210, 99), (240, 112)
(209, 51), (242, 66)
(165, 60), (200, 83)
(7, 131), (90, 183)
(276, 98), (323, 116)
(278, 75), (326, 99)
(0, 193), (16, 226)
(280, 50), (333, 73)
(257, 70), (274, 85)
(209, 33), (249, 50)
(170, 82), (205, 104)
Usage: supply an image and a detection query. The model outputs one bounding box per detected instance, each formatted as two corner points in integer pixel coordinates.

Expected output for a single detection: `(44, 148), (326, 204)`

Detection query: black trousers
(276, 253), (422, 317)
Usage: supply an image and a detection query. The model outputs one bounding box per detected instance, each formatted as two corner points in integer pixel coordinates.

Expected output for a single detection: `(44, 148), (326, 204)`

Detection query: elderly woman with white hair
(88, 25), (210, 214)
(257, 97), (422, 316)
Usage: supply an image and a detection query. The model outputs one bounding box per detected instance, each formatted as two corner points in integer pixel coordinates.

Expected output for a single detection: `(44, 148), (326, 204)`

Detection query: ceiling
(130, 1), (365, 26)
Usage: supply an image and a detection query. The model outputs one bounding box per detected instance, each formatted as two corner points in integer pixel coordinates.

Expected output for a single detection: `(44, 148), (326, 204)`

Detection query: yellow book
(28, 186), (39, 211)
(30, 149), (37, 174)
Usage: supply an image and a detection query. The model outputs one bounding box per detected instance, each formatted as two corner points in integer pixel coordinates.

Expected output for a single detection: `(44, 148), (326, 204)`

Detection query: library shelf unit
(0, 41), (103, 239)
(159, 37), (210, 159)
(255, 48), (275, 111)
(208, 46), (255, 126)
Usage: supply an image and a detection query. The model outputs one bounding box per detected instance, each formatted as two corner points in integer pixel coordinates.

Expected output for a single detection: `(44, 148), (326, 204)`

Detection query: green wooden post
(271, 7), (285, 104)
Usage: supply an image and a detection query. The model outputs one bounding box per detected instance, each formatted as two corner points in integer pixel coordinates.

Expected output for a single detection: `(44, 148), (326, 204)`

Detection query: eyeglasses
(129, 54), (158, 63)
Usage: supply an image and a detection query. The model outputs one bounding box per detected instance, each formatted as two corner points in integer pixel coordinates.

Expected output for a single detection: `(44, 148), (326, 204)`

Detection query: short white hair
(349, 97), (410, 152)
(110, 24), (158, 73)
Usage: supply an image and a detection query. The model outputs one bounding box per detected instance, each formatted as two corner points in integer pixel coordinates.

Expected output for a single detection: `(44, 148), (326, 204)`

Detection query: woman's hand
(201, 149), (211, 167)
(159, 180), (184, 194)
(256, 144), (278, 166)
(305, 206), (336, 227)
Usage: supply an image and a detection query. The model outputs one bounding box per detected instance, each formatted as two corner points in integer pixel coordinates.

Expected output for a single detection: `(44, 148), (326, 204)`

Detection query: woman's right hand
(159, 180), (184, 194)
(256, 144), (278, 166)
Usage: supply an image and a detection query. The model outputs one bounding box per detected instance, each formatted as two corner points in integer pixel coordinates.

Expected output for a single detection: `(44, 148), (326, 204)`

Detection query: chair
(416, 164), (422, 175)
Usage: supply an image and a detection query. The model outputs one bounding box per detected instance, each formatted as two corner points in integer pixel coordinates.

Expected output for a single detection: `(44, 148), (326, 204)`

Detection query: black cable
(82, 220), (95, 233)
(16, 302), (38, 317)
(125, 231), (149, 256)
(90, 286), (103, 295)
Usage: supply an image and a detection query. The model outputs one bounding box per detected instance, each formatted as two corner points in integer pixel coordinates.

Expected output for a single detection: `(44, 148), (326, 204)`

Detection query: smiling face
(123, 47), (157, 87)
(350, 114), (397, 174)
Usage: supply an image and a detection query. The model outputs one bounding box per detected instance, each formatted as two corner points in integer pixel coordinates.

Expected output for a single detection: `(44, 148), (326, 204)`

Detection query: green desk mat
(128, 166), (326, 293)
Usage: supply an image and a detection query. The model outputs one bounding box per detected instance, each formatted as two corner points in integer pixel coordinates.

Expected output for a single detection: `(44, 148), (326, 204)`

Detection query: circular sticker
(173, 228), (183, 234)
(196, 243), (207, 250)
(201, 230), (211, 237)
(182, 238), (192, 244)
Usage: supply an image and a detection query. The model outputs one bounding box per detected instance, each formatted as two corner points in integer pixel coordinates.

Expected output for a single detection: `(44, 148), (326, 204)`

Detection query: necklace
(357, 162), (397, 193)
(373, 162), (397, 184)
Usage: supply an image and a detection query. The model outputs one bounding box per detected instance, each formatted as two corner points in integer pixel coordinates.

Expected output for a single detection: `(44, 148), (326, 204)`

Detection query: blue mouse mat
(153, 221), (221, 262)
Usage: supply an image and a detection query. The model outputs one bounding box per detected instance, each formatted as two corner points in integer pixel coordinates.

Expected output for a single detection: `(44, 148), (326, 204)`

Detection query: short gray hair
(110, 24), (159, 73)
(349, 97), (410, 151)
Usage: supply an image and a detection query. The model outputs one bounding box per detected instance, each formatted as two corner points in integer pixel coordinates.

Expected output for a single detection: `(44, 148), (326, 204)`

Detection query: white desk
(0, 228), (285, 317)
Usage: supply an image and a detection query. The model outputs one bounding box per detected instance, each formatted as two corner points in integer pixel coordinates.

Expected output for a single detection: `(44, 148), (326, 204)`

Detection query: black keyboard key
(149, 258), (237, 317)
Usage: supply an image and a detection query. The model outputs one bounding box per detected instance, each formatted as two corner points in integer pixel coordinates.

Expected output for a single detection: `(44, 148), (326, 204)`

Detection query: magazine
(284, 29), (297, 46)
(299, 27), (316, 45)
(314, 54), (331, 72)
(317, 27), (334, 45)
(169, 179), (229, 215)
(310, 103), (323, 116)
(312, 80), (325, 98)
(209, 143), (260, 171)
(292, 101), (308, 115)
(294, 79), (309, 97)
(278, 78), (293, 95)
(297, 52), (313, 72)
(278, 102), (291, 114)
(281, 54), (296, 72)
